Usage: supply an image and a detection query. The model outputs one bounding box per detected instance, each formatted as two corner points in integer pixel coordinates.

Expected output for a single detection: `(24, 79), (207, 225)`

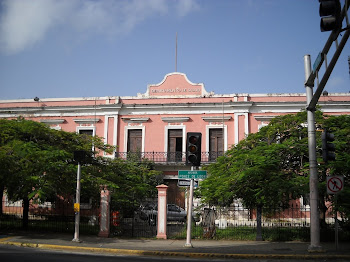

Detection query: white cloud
(0, 0), (199, 55)
(175, 0), (200, 17)
(0, 0), (73, 55)
(112, 0), (168, 33)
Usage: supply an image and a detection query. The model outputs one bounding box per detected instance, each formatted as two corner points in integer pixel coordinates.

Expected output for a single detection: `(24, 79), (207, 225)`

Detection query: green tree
(0, 118), (163, 229)
(0, 118), (113, 227)
(321, 114), (350, 229)
(99, 157), (162, 216)
(199, 111), (313, 239)
(199, 110), (350, 237)
(200, 111), (310, 206)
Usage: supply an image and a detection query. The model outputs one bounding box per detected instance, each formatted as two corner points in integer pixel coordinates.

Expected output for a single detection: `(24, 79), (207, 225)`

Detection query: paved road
(0, 245), (167, 262)
(1, 245), (349, 262)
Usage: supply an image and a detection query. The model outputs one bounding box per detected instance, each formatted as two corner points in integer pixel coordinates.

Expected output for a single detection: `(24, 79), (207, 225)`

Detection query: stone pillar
(98, 186), (110, 238)
(156, 184), (168, 239)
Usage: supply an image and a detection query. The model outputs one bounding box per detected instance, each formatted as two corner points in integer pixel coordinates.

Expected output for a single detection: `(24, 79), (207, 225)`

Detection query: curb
(1, 240), (350, 260)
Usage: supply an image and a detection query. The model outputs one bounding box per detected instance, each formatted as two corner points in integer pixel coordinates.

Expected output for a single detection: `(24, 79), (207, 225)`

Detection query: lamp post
(72, 150), (86, 242)
(304, 55), (322, 251)
(72, 160), (81, 242)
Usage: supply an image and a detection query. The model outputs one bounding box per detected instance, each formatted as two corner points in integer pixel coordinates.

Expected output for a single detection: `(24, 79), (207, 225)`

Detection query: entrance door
(127, 129), (142, 160)
(209, 128), (224, 161)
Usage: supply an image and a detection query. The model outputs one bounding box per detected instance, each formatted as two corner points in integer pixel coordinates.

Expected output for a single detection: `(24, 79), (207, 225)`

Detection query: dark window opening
(209, 128), (224, 161)
(79, 129), (93, 136)
(168, 129), (183, 162)
(127, 129), (142, 160)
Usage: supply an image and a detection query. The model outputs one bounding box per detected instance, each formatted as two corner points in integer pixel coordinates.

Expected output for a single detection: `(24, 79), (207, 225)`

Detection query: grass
(167, 224), (350, 242)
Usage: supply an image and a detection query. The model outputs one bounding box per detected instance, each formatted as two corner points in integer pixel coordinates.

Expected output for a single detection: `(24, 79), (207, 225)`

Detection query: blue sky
(0, 0), (349, 100)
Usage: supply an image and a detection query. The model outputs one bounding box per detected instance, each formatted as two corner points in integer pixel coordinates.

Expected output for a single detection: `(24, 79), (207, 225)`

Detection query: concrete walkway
(1, 233), (350, 260)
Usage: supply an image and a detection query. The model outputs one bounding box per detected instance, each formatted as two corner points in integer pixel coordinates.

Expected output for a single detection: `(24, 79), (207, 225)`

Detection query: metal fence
(206, 204), (312, 241)
(145, 204), (311, 241)
(2, 200), (348, 241)
(159, 204), (348, 241)
(115, 151), (224, 164)
(1, 200), (99, 234)
(114, 204), (314, 240)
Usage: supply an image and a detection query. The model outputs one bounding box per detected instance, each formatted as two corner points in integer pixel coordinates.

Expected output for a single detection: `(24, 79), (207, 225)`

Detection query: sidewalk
(1, 233), (350, 260)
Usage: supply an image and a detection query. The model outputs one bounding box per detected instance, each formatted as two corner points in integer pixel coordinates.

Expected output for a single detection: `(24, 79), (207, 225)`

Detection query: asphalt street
(1, 245), (350, 262)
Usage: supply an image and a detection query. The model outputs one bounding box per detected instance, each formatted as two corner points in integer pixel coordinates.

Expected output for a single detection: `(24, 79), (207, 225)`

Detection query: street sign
(178, 179), (199, 187)
(178, 170), (207, 179)
(327, 176), (344, 194)
(312, 52), (324, 73)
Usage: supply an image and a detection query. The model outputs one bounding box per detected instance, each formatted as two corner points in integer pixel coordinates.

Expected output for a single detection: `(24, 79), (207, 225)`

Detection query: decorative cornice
(121, 117), (149, 123)
(40, 119), (65, 124)
(73, 118), (100, 124)
(161, 117), (190, 123)
(253, 115), (276, 122)
(0, 96), (120, 103)
(201, 116), (232, 122)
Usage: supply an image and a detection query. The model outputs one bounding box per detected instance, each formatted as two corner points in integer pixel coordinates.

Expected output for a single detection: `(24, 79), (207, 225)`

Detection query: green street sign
(313, 52), (324, 73)
(178, 170), (207, 179)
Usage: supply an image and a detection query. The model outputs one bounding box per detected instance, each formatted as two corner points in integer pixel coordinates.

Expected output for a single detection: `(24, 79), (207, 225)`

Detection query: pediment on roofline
(138, 72), (210, 98)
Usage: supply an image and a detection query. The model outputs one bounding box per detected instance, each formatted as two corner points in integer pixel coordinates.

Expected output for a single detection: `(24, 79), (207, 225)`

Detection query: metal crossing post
(303, 2), (349, 250)
(304, 55), (322, 252)
(185, 166), (194, 248)
(72, 161), (81, 242)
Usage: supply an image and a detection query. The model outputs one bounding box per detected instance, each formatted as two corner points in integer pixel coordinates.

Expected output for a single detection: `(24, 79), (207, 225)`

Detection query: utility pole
(304, 0), (349, 252)
(185, 167), (194, 248)
(72, 150), (86, 243)
(304, 55), (322, 251)
(72, 161), (81, 242)
(185, 132), (202, 247)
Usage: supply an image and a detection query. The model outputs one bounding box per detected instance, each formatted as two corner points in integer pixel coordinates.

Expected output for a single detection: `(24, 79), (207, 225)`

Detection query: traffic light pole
(306, 0), (350, 110)
(185, 166), (194, 248)
(303, 2), (349, 251)
(304, 55), (322, 252)
(307, 27), (350, 111)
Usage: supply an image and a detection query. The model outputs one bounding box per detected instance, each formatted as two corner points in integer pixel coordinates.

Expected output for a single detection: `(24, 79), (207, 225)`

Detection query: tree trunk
(22, 197), (30, 229)
(319, 198), (328, 229)
(256, 205), (263, 241)
(0, 185), (4, 215)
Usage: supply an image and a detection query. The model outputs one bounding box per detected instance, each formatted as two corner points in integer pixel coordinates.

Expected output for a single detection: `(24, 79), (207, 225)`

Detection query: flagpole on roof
(175, 32), (178, 72)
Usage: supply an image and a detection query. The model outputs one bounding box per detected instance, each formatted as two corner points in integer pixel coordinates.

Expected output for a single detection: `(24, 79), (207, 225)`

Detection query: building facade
(1, 72), (350, 207)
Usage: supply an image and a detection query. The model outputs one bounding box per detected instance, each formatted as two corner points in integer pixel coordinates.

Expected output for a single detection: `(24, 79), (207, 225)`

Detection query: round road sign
(327, 176), (344, 194)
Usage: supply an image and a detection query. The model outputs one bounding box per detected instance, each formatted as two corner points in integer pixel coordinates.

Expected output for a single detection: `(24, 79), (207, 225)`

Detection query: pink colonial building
(1, 72), (350, 206)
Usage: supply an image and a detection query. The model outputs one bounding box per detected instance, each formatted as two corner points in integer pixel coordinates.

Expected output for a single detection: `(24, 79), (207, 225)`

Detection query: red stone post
(98, 187), (110, 237)
(156, 184), (168, 239)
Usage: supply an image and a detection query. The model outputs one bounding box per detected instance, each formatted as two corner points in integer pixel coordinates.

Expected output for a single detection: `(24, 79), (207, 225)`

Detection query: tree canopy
(99, 157), (162, 215)
(321, 114), (350, 227)
(199, 110), (310, 209)
(199, 110), (350, 227)
(0, 118), (162, 226)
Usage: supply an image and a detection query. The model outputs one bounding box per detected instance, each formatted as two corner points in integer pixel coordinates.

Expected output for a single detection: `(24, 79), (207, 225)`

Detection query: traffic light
(74, 150), (87, 163)
(186, 132), (202, 166)
(319, 0), (342, 32)
(322, 130), (336, 162)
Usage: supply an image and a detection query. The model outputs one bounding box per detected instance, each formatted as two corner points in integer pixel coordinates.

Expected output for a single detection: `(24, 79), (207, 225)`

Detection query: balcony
(115, 152), (224, 164)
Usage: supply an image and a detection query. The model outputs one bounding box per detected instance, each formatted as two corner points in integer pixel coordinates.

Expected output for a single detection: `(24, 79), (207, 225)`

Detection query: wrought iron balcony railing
(115, 151), (224, 164)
